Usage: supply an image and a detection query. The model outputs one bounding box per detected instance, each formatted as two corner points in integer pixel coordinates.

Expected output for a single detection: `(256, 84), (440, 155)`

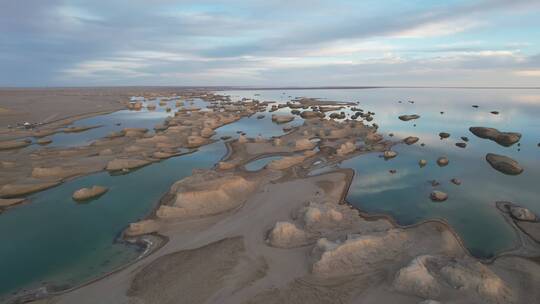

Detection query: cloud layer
(1, 0), (539, 86)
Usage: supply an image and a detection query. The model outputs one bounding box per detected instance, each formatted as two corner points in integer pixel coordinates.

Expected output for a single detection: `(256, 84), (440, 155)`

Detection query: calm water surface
(223, 88), (540, 258)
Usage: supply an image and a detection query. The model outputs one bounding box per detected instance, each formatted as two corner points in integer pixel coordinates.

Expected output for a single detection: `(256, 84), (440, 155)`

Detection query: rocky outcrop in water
(398, 114), (420, 121)
(436, 157), (449, 167)
(72, 186), (108, 201)
(384, 150), (398, 159)
(63, 125), (100, 133)
(485, 153), (523, 175)
(430, 191), (448, 202)
(439, 132), (450, 139)
(404, 136), (419, 145)
(36, 138), (52, 145)
(451, 178), (461, 185)
(509, 205), (537, 222)
(469, 127), (521, 147)
(300, 111), (324, 119)
(271, 115), (295, 124)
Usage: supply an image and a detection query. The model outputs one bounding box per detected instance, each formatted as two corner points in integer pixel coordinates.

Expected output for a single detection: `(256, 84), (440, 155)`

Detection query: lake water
(0, 96), (298, 298)
(1, 88), (539, 298)
(44, 98), (178, 148)
(223, 88), (540, 258)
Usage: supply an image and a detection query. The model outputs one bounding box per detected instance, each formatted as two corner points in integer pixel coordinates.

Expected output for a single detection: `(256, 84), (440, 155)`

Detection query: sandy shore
(2, 91), (540, 304)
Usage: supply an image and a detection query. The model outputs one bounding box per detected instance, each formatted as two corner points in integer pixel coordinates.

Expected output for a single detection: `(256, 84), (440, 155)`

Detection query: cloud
(514, 70), (540, 77)
(392, 19), (485, 38)
(1, 0), (540, 86)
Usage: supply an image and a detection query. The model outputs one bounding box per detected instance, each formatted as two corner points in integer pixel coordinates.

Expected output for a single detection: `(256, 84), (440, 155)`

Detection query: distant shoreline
(1, 85), (539, 91)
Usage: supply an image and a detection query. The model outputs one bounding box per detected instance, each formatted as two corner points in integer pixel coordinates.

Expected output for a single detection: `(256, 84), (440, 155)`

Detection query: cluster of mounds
(0, 92), (265, 208)
(463, 126), (525, 175)
(223, 114), (392, 172)
(34, 124), (540, 304)
(122, 100), (395, 237)
(393, 254), (515, 303)
(259, 171), (539, 304)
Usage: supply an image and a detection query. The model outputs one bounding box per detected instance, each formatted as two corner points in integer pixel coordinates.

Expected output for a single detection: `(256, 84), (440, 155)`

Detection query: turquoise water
(45, 98), (177, 147)
(222, 88), (540, 258)
(0, 141), (225, 298)
(0, 97), (304, 298)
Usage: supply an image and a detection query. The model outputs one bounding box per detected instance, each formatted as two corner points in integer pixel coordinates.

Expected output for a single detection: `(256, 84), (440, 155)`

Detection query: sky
(1, 0), (540, 87)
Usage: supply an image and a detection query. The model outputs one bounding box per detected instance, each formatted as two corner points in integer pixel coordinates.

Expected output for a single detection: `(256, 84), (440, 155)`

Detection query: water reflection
(222, 88), (540, 258)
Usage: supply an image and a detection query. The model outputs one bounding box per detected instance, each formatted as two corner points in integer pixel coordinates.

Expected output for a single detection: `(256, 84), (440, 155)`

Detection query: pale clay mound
(0, 181), (60, 198)
(394, 254), (515, 304)
(124, 219), (160, 237)
(0, 139), (31, 150)
(335, 141), (356, 156)
(31, 166), (82, 180)
(72, 186), (108, 201)
(271, 114), (295, 124)
(311, 229), (410, 278)
(106, 158), (152, 171)
(393, 255), (441, 299)
(294, 138), (316, 150)
(303, 202), (344, 230)
(156, 171), (258, 219)
(266, 151), (316, 170)
(267, 221), (311, 248)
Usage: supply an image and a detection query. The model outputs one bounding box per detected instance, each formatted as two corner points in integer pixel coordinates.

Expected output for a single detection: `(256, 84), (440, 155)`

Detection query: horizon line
(1, 85), (539, 90)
